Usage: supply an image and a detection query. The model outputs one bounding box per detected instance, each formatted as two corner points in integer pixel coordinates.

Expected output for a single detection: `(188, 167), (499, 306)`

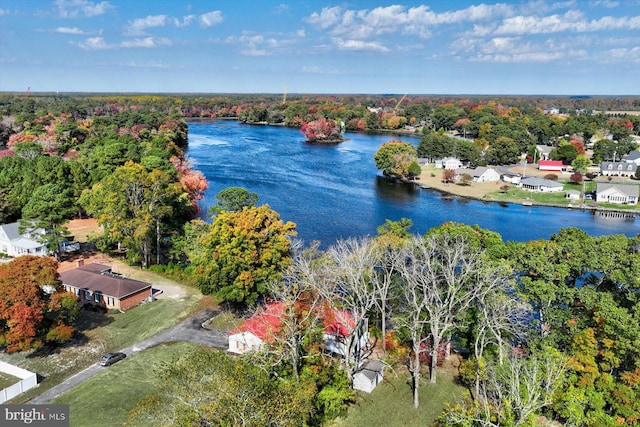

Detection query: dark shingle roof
(60, 263), (151, 299)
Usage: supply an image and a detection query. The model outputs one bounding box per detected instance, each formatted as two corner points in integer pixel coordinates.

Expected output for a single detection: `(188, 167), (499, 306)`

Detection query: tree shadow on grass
(27, 305), (114, 359)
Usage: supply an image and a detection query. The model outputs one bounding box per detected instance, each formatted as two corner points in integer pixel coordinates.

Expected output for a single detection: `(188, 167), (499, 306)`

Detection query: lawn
(331, 368), (466, 427)
(0, 371), (20, 389)
(51, 341), (201, 427)
(0, 289), (203, 403)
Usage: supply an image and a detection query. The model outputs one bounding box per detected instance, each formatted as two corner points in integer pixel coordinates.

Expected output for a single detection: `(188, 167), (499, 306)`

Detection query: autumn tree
(191, 205), (296, 306)
(301, 117), (343, 143)
(80, 161), (188, 267)
(0, 256), (79, 352)
(374, 140), (418, 179)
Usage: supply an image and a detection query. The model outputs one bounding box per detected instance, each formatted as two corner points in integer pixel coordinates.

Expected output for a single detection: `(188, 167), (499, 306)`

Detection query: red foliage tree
(300, 118), (343, 143)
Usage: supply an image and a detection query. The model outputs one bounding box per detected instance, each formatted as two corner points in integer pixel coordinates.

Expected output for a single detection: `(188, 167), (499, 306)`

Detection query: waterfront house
(455, 167), (500, 183)
(501, 172), (521, 184)
(595, 183), (639, 205)
(60, 260), (153, 311)
(519, 177), (564, 193)
(538, 160), (565, 172)
(565, 190), (580, 201)
(600, 161), (637, 177)
(435, 157), (463, 170)
(0, 222), (48, 257)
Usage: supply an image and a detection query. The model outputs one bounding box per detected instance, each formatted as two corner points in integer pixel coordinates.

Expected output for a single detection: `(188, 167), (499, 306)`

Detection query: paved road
(28, 309), (228, 404)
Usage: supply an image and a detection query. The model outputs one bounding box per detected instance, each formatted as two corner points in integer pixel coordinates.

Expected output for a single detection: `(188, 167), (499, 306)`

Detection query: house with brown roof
(59, 261), (152, 311)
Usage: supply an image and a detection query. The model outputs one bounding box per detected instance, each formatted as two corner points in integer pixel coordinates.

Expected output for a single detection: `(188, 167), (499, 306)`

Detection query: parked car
(99, 352), (126, 366)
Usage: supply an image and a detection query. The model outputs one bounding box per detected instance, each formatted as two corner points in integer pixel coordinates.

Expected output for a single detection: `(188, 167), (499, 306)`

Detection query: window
(94, 292), (101, 303)
(107, 297), (114, 306)
(85, 290), (91, 300)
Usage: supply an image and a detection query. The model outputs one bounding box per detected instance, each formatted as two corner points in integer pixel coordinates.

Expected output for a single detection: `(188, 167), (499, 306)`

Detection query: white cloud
(332, 38), (389, 52)
(174, 15), (195, 27)
(126, 15), (168, 36)
(274, 4), (289, 14)
(495, 10), (585, 34)
(0, 8), (10, 16)
(54, 27), (90, 35)
(302, 66), (343, 75)
(122, 61), (173, 69)
(307, 3), (516, 40)
(590, 0), (619, 8)
(74, 36), (111, 50)
(306, 6), (343, 29)
(120, 37), (172, 48)
(200, 11), (223, 27)
(55, 0), (113, 18)
(604, 46), (640, 62)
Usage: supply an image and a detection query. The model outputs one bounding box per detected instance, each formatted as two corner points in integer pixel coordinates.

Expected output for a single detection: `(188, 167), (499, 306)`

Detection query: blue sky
(1, 0), (639, 95)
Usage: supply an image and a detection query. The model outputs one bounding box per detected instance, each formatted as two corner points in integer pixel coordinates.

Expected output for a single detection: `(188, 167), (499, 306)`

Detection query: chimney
(76, 258), (84, 268)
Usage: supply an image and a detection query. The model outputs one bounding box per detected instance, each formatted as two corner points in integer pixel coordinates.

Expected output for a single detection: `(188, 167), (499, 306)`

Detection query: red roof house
(228, 302), (367, 356)
(538, 160), (565, 171)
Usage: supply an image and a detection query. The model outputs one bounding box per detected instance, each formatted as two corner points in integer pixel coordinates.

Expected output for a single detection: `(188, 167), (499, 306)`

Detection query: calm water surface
(187, 121), (639, 246)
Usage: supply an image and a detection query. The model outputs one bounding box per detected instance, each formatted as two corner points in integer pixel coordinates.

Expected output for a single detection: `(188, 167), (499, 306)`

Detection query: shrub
(544, 174), (558, 181)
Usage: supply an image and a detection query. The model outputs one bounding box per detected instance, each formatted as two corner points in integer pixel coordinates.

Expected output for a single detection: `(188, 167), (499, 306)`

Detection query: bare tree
(263, 240), (326, 380)
(399, 234), (479, 385)
(370, 239), (404, 355)
(395, 260), (432, 409)
(444, 351), (566, 426)
(317, 237), (378, 382)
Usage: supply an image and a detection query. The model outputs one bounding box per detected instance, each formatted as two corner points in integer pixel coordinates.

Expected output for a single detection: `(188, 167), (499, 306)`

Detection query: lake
(186, 121), (639, 246)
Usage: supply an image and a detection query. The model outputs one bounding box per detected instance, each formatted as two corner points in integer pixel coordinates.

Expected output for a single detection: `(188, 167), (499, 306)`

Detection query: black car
(99, 352), (126, 366)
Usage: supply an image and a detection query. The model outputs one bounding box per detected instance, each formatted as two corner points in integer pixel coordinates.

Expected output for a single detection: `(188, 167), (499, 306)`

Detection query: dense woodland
(1, 93), (640, 426)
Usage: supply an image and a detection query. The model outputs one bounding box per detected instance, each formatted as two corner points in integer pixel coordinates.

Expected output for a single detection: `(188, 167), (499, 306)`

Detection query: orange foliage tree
(0, 256), (79, 352)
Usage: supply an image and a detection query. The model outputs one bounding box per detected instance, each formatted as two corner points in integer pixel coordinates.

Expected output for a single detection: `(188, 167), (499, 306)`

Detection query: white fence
(0, 361), (38, 403)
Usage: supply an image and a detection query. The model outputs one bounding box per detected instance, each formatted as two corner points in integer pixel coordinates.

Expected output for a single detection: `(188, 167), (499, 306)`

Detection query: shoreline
(412, 178), (640, 217)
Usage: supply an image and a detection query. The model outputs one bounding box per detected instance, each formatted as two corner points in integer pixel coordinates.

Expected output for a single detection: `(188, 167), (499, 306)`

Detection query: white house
(600, 161), (638, 177)
(596, 183), (639, 205)
(565, 190), (580, 201)
(621, 150), (640, 165)
(353, 359), (384, 393)
(0, 222), (48, 257)
(501, 172), (521, 184)
(535, 145), (553, 161)
(519, 177), (564, 193)
(435, 157), (463, 170)
(455, 167), (500, 183)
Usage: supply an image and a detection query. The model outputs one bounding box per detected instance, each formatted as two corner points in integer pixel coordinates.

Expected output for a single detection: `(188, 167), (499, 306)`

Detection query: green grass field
(52, 341), (200, 427)
(332, 369), (466, 427)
